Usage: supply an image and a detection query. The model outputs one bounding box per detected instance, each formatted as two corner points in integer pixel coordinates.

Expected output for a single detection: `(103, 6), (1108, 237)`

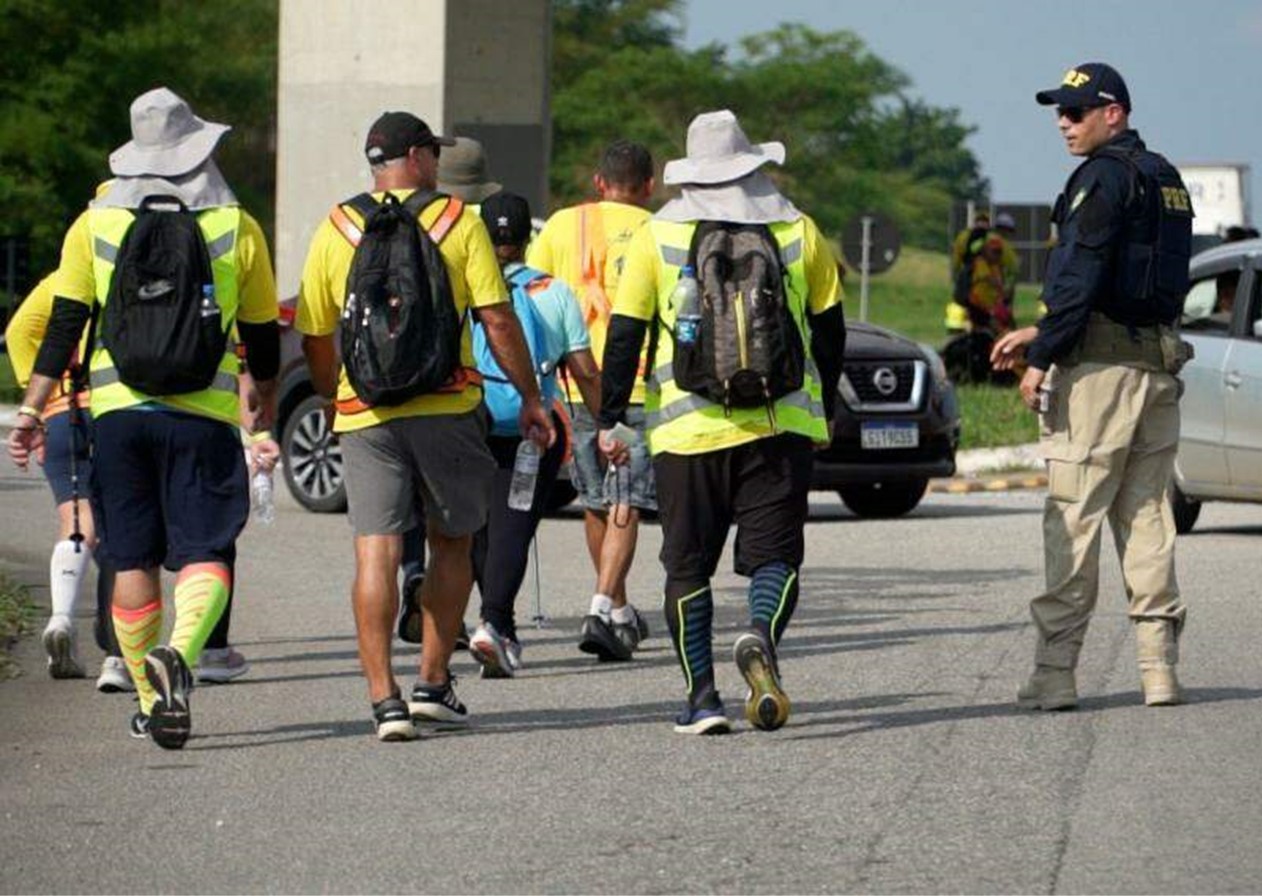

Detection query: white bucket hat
(108, 87), (230, 178)
(662, 110), (785, 186)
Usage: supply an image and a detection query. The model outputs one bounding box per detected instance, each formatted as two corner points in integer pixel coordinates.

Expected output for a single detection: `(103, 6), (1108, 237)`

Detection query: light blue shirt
(504, 262), (590, 386)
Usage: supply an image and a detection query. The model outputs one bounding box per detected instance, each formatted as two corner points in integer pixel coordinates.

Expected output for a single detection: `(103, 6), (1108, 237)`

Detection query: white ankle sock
(610, 605), (636, 625)
(49, 540), (90, 619)
(589, 593), (613, 618)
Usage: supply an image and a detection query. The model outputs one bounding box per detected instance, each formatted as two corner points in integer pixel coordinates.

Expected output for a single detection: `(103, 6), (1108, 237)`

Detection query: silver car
(1173, 236), (1262, 532)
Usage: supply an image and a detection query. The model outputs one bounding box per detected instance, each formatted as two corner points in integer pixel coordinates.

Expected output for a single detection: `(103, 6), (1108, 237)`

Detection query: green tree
(0, 0), (276, 282)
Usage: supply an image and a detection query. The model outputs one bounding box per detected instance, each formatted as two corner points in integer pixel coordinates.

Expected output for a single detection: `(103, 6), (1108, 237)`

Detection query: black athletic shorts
(91, 408), (248, 571)
(653, 434), (813, 581)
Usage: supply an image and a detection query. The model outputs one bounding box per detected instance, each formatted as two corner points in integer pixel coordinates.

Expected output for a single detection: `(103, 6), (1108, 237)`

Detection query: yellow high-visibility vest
(86, 205), (242, 425)
(644, 218), (828, 456)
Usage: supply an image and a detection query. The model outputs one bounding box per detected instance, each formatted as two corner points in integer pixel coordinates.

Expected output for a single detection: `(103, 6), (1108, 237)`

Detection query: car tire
(838, 479), (928, 519)
(281, 394), (347, 513)
(1171, 484), (1201, 535)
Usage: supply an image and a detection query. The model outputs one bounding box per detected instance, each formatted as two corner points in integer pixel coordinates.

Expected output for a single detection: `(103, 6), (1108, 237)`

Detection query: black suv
(276, 308), (958, 519)
(811, 321), (959, 517)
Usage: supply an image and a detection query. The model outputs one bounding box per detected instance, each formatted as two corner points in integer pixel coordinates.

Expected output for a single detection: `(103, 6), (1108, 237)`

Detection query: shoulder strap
(329, 191), (464, 247)
(329, 193), (378, 247)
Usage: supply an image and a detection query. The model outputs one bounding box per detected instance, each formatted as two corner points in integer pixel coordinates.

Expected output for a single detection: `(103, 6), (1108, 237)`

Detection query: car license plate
(860, 422), (919, 450)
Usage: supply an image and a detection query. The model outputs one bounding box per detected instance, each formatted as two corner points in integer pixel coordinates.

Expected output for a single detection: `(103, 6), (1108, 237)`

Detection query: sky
(682, 0), (1262, 222)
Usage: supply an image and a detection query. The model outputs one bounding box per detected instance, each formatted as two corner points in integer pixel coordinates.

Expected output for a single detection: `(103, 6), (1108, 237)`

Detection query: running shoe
(578, 614), (631, 662)
(129, 712), (150, 739)
(42, 615), (85, 680)
(469, 622), (521, 679)
(673, 699), (732, 736)
(144, 646), (193, 750)
(734, 632), (791, 731)
(96, 655), (134, 693)
(397, 573), (425, 644)
(612, 605), (650, 653)
(196, 647), (250, 684)
(372, 693), (418, 742)
(408, 676), (469, 727)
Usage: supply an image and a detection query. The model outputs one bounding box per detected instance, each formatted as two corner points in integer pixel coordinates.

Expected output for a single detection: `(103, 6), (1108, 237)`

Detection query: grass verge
(0, 352), (20, 404)
(0, 572), (38, 680)
(956, 383), (1039, 451)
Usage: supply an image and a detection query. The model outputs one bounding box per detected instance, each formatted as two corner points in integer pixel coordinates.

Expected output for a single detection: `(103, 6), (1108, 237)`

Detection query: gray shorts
(340, 410), (495, 538)
(570, 404), (657, 512)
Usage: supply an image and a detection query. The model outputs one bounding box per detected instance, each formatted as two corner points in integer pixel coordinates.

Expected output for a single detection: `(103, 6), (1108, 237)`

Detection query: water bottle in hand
(251, 470), (276, 525)
(671, 264), (701, 345)
(508, 439), (541, 512)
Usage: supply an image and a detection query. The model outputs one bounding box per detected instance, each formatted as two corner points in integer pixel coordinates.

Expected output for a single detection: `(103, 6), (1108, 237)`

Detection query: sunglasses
(1056, 104), (1117, 124)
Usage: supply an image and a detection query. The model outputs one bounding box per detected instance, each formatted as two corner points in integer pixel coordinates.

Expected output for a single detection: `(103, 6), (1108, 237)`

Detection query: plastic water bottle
(251, 470), (276, 525)
(672, 265), (701, 345)
(508, 439), (541, 512)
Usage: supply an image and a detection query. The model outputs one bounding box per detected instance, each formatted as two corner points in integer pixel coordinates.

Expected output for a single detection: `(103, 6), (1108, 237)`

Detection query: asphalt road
(2, 451), (1261, 894)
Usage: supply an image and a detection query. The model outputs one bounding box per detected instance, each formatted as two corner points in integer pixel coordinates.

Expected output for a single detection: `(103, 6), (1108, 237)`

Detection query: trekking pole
(530, 535), (548, 628)
(67, 377), (85, 555)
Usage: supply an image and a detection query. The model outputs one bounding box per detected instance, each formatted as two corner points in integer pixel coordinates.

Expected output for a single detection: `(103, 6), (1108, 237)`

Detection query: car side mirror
(1254, 319), (1262, 339)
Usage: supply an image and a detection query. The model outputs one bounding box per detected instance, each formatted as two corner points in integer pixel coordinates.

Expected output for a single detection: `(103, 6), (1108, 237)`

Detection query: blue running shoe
(673, 700), (732, 736)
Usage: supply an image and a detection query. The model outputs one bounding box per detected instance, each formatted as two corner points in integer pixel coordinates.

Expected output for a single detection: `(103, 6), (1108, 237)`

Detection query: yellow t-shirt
(526, 200), (651, 404)
(4, 273), (55, 388)
(295, 190), (508, 433)
(613, 213), (843, 322)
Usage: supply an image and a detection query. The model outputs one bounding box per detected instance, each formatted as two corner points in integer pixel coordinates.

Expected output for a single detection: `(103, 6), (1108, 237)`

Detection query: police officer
(992, 63), (1193, 709)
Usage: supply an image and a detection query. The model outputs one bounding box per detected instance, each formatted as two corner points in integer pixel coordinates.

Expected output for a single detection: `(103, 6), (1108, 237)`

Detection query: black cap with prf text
(480, 191), (532, 247)
(364, 111), (456, 165)
(1035, 62), (1132, 112)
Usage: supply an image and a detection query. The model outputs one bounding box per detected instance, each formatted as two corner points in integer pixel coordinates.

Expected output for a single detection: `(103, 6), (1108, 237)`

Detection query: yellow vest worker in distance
(527, 141), (658, 663)
(296, 111), (553, 742)
(5, 88), (281, 750)
(598, 110), (847, 736)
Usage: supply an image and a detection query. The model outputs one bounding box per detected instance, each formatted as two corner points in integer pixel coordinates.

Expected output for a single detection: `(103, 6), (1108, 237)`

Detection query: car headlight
(919, 343), (950, 387)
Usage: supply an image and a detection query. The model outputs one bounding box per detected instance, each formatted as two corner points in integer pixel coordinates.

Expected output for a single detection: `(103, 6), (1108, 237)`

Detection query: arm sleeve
(598, 314), (649, 430)
(239, 320), (280, 381)
(460, 213), (509, 309)
(32, 298), (91, 379)
(808, 302), (846, 421)
(1027, 164), (1127, 369)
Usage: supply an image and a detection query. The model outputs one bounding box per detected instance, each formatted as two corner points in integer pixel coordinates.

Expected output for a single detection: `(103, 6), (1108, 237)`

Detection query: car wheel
(281, 394), (347, 513)
(838, 479), (928, 519)
(1170, 484), (1201, 534)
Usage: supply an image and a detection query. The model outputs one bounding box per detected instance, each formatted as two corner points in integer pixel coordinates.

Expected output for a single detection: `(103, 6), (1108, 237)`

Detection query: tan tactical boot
(1135, 619), (1182, 707)
(1017, 665), (1078, 710)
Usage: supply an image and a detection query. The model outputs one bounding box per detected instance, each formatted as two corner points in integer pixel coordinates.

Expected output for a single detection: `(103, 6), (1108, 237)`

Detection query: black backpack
(672, 221), (805, 410)
(99, 195), (225, 396)
(336, 191), (463, 407)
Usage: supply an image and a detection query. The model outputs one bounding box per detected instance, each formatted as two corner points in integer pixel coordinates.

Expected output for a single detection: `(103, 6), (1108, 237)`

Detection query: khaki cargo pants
(1033, 359), (1186, 669)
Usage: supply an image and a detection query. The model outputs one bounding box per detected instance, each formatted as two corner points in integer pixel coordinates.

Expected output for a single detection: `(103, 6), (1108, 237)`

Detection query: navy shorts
(90, 409), (248, 572)
(41, 411), (94, 506)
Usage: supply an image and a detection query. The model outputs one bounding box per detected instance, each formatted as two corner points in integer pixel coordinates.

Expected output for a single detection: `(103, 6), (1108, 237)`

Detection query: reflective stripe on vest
(86, 205), (243, 425)
(644, 218), (827, 455)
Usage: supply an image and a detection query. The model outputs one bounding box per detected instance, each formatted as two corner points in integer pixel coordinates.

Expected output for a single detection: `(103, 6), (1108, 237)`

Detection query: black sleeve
(808, 302), (846, 420)
(33, 298), (92, 379)
(238, 320), (280, 381)
(598, 313), (649, 430)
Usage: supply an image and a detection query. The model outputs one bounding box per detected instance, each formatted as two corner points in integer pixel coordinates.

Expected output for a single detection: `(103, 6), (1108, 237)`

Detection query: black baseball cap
(1035, 62), (1131, 112)
(364, 111), (456, 165)
(480, 191), (532, 246)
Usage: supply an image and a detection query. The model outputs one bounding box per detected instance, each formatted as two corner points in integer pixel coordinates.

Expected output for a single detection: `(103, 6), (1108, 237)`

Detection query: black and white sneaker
(578, 614), (632, 662)
(397, 574), (425, 644)
(372, 693), (418, 742)
(409, 677), (469, 727)
(673, 698), (732, 736)
(144, 646), (193, 749)
(612, 606), (651, 653)
(129, 711), (151, 739)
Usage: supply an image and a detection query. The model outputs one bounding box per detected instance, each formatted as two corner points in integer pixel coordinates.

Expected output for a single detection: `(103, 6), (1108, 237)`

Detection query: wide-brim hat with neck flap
(109, 87), (230, 178)
(663, 109), (786, 186)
